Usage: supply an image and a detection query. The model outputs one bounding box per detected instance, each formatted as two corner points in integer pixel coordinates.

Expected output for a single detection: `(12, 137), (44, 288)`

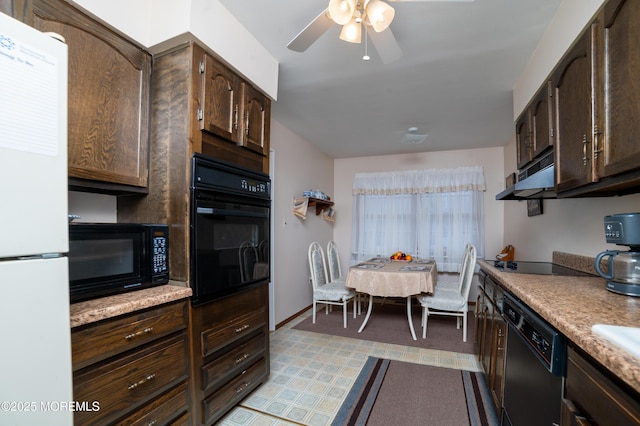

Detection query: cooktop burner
(493, 261), (594, 276)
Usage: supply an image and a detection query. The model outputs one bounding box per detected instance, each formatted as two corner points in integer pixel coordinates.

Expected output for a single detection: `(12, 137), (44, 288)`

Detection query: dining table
(345, 257), (438, 340)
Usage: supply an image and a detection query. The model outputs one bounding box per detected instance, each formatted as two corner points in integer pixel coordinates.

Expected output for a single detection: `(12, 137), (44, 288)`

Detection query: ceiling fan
(287, 0), (474, 64)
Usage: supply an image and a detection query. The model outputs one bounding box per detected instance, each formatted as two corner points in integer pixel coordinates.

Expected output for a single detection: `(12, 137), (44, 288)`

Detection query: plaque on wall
(527, 199), (543, 217)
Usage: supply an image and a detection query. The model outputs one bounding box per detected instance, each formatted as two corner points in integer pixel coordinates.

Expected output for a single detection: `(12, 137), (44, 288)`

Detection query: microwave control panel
(152, 236), (168, 274)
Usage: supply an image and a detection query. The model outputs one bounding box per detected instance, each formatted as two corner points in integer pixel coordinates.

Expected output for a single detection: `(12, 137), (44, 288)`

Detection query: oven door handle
(196, 207), (268, 218)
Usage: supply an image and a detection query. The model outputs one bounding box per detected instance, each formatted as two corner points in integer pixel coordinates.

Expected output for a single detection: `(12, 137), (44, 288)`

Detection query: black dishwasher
(501, 293), (566, 426)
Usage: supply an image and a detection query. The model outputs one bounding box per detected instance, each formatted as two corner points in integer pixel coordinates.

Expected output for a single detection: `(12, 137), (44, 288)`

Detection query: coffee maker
(594, 213), (640, 296)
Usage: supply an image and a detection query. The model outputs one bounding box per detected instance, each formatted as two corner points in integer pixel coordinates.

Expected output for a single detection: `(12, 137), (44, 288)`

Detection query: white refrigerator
(0, 12), (73, 426)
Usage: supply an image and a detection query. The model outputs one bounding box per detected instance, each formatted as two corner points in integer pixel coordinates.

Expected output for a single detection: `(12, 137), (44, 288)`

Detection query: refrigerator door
(0, 12), (68, 258)
(0, 257), (73, 425)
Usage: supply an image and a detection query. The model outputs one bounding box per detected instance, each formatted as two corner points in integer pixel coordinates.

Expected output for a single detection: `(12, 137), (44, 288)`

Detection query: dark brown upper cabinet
(516, 81), (554, 170)
(595, 0), (640, 180)
(32, 0), (151, 192)
(552, 25), (596, 193)
(239, 83), (271, 156)
(199, 55), (241, 143)
(199, 53), (270, 157)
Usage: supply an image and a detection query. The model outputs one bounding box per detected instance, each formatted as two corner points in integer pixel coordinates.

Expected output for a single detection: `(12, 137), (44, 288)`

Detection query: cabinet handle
(235, 353), (250, 364)
(125, 327), (153, 340)
(593, 125), (603, 160)
(233, 104), (239, 129)
(236, 381), (251, 394)
(235, 324), (250, 333)
(582, 134), (590, 165)
(245, 111), (250, 136)
(147, 420), (158, 426)
(127, 373), (156, 390)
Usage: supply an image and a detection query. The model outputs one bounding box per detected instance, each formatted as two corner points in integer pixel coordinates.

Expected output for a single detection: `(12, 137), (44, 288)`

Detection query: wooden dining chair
(416, 244), (477, 341)
(308, 242), (356, 328)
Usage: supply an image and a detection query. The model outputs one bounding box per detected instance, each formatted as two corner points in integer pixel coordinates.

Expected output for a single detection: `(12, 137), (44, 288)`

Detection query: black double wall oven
(190, 154), (271, 306)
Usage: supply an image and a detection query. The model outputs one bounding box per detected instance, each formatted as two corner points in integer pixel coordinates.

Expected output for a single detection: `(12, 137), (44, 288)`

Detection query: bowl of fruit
(390, 251), (412, 261)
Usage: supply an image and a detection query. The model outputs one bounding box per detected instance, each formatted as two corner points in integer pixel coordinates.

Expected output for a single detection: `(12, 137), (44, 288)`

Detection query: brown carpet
(293, 300), (475, 354)
(332, 357), (499, 426)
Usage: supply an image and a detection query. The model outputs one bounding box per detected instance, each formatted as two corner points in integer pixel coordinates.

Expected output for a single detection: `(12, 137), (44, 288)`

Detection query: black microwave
(68, 223), (169, 303)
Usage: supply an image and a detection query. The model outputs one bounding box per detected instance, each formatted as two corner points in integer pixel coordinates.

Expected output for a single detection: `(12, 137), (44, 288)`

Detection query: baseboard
(275, 304), (312, 329)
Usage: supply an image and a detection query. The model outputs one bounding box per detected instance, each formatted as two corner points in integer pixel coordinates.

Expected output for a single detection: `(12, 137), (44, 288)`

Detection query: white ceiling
(218, 0), (562, 159)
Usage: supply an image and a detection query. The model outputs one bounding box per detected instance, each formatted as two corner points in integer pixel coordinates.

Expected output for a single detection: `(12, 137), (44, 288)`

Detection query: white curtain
(350, 167), (485, 272)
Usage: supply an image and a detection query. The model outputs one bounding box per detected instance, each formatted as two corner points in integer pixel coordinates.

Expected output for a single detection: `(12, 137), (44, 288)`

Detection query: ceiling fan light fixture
(339, 18), (362, 43)
(328, 0), (357, 25)
(365, 0), (395, 32)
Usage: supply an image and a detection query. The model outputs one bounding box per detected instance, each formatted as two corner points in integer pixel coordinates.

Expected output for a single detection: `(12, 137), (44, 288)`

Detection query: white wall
(270, 120), (335, 325)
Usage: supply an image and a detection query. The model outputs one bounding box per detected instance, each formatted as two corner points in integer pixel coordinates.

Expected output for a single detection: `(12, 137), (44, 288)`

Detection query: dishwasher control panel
(503, 293), (567, 376)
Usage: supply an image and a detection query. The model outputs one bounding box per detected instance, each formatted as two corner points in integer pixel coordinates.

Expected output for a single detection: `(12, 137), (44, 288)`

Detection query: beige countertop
(70, 282), (192, 328)
(478, 256), (640, 395)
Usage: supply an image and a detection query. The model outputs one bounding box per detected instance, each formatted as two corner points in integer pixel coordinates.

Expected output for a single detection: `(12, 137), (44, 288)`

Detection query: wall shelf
(307, 197), (334, 215)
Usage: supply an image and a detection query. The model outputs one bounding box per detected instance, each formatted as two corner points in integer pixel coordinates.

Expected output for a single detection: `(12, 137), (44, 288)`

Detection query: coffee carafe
(594, 213), (640, 296)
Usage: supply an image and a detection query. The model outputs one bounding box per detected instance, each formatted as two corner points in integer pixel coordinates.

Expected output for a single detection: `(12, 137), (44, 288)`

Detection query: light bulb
(339, 19), (362, 43)
(365, 0), (394, 32)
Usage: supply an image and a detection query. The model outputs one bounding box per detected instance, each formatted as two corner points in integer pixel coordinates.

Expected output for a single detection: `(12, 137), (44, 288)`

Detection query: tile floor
(217, 308), (482, 426)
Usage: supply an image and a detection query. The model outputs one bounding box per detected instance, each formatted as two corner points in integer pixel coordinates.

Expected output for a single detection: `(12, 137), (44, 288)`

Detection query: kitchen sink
(592, 324), (640, 359)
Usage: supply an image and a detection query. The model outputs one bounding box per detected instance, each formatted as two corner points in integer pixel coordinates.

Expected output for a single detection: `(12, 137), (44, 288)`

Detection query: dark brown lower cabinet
(71, 301), (191, 426)
(562, 346), (640, 425)
(189, 284), (270, 425)
(475, 271), (506, 417)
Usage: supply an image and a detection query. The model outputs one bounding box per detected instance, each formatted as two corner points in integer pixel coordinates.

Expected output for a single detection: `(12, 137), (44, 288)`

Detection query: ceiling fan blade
(287, 9), (334, 52)
(367, 27), (403, 64)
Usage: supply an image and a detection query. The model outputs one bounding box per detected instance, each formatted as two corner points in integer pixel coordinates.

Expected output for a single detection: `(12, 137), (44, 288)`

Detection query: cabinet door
(490, 315), (506, 410)
(597, 0), (640, 178)
(200, 54), (241, 143)
(474, 293), (484, 353)
(481, 302), (493, 374)
(33, 0), (151, 188)
(531, 81), (554, 159)
(515, 110), (532, 169)
(239, 83), (270, 156)
(200, 55), (241, 143)
(553, 26), (597, 193)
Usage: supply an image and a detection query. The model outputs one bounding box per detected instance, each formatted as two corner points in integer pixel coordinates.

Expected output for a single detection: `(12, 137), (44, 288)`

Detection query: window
(351, 167), (485, 272)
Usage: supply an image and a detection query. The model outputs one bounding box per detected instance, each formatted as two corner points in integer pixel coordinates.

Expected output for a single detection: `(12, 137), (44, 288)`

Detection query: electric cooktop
(493, 260), (595, 276)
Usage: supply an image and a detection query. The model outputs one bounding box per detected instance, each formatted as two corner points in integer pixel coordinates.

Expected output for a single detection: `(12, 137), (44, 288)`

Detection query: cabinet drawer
(116, 381), (189, 426)
(201, 307), (265, 357)
(74, 334), (188, 426)
(202, 332), (266, 392)
(202, 358), (267, 425)
(72, 301), (187, 370)
(566, 347), (640, 425)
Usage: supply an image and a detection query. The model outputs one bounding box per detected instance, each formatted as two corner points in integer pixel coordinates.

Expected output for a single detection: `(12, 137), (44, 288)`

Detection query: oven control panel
(192, 153), (270, 201)
(240, 179), (268, 194)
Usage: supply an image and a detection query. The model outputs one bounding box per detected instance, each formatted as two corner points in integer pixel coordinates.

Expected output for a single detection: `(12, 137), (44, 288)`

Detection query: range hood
(496, 151), (556, 200)
(514, 164), (556, 198)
